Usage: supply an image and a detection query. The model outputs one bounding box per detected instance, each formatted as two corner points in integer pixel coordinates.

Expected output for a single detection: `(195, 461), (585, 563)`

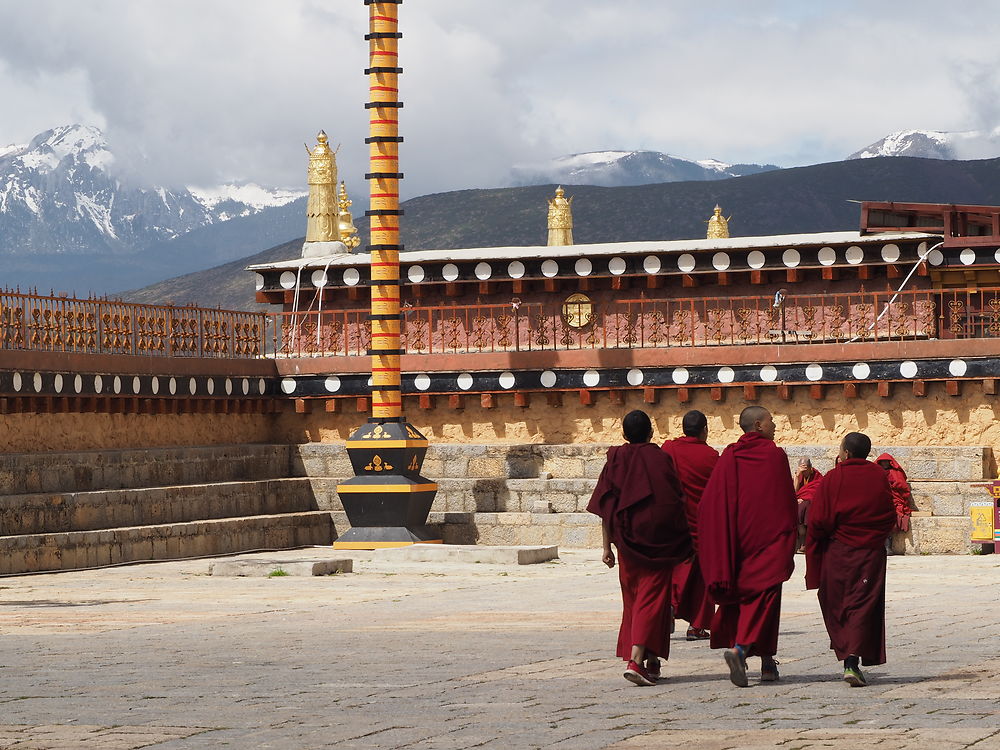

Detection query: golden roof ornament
(337, 181), (360, 251)
(706, 204), (731, 239)
(547, 186), (574, 246)
(305, 130), (339, 243)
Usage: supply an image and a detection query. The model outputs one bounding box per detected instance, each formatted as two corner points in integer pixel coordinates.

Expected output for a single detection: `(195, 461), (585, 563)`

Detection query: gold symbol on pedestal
(706, 204), (731, 239)
(364, 455), (393, 472)
(364, 425), (388, 440)
(408, 455), (419, 472)
(306, 131), (339, 242)
(405, 424), (422, 439)
(547, 186), (574, 246)
(337, 181), (361, 251)
(562, 293), (594, 329)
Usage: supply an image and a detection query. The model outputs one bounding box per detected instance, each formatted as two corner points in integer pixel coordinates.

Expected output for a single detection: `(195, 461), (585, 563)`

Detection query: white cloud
(0, 0), (998, 195)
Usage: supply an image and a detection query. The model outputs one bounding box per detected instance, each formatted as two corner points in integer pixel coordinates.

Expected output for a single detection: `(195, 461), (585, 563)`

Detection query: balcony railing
(0, 291), (266, 358)
(270, 287), (1000, 358)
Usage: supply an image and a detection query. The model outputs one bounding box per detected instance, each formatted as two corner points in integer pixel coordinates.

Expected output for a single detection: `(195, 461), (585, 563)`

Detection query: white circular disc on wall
(582, 369), (600, 387)
(254, 273), (265, 290)
(407, 265), (425, 283)
(960, 248), (976, 265)
(541, 260), (559, 277)
(499, 371), (516, 389)
(806, 363), (823, 381)
(33, 372), (43, 392)
(343, 268), (361, 286)
(712, 252), (731, 271)
(852, 362), (871, 380)
(507, 261), (526, 278)
(608, 257), (627, 275)
(845, 246), (864, 265)
(132, 376), (141, 394)
(414, 373), (431, 391)
(949, 359), (967, 377)
(475, 262), (493, 280)
(74, 374), (83, 393)
(717, 366), (735, 383)
(540, 370), (557, 388)
(927, 249), (944, 266)
(54, 374), (64, 393)
(442, 263), (460, 281)
(112, 376), (121, 394)
(279, 271), (297, 290)
(677, 253), (696, 273)
(881, 244), (900, 263)
(672, 367), (689, 385)
(324, 376), (341, 392)
(760, 365), (778, 382)
(457, 372), (474, 390)
(900, 360), (918, 378)
(817, 247), (837, 266)
(747, 250), (766, 269)
(311, 269), (328, 287)
(782, 248), (800, 267)
(627, 368), (643, 386)
(642, 255), (661, 274)
(574, 258), (593, 276)
(280, 378), (296, 394)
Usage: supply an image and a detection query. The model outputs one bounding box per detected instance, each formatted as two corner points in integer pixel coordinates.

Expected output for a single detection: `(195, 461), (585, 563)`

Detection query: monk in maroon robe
(876, 453), (913, 552)
(588, 409), (692, 686)
(662, 409), (719, 640)
(794, 458), (824, 550)
(698, 406), (797, 687)
(807, 433), (895, 687)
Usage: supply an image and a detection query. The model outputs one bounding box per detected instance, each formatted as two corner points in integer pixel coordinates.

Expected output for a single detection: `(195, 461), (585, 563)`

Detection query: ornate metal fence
(270, 288), (1000, 358)
(0, 291), (265, 358)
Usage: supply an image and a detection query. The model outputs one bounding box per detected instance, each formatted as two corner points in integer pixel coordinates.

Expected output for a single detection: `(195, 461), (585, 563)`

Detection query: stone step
(328, 511), (973, 556)
(0, 511), (334, 576)
(296, 443), (991, 482)
(0, 478), (317, 536)
(0, 444), (292, 496)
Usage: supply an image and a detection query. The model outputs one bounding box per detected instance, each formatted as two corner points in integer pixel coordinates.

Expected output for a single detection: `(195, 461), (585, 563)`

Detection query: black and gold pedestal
(333, 420), (442, 549)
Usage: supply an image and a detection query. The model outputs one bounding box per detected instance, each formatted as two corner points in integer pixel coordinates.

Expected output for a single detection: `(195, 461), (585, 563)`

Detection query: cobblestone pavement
(1, 550), (998, 749)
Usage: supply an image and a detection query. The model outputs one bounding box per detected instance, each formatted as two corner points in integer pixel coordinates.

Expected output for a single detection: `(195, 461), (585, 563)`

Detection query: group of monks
(588, 406), (899, 689)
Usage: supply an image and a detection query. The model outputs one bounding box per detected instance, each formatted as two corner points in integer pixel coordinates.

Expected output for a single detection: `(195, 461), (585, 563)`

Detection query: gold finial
(305, 130), (339, 242)
(337, 181), (360, 251)
(706, 203), (731, 239)
(547, 186), (574, 246)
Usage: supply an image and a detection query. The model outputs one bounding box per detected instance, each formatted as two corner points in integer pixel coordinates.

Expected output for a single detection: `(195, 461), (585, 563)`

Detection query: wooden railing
(270, 287), (1000, 358)
(0, 291), (266, 358)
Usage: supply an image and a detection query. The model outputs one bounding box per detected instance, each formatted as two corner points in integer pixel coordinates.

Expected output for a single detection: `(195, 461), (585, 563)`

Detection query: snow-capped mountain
(0, 125), (304, 256)
(848, 129), (1000, 160)
(510, 150), (778, 187)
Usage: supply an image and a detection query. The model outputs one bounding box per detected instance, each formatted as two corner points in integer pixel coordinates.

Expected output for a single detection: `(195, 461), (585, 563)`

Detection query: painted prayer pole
(366, 0), (404, 420)
(334, 0), (440, 549)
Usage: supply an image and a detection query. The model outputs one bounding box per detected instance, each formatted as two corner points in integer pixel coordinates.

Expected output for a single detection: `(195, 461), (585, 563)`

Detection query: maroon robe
(876, 453), (913, 533)
(698, 432), (797, 656)
(662, 436), (719, 630)
(806, 458), (894, 665)
(795, 468), (824, 525)
(588, 442), (692, 660)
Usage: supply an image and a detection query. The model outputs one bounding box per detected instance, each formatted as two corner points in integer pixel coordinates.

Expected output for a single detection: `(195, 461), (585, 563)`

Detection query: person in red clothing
(587, 410), (692, 686)
(807, 433), (895, 687)
(794, 458), (824, 550)
(698, 406), (798, 687)
(662, 409), (719, 641)
(876, 453), (913, 553)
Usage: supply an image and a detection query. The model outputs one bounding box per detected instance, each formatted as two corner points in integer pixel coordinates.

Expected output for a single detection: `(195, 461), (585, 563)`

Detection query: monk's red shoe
(644, 658), (661, 681)
(686, 627), (710, 641)
(623, 660), (656, 687)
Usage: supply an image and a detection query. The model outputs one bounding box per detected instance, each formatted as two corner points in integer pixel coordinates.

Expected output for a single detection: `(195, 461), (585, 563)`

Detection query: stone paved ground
(0, 549), (998, 750)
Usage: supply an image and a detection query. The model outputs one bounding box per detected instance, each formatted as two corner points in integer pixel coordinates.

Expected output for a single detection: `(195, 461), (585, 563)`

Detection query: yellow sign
(970, 501), (995, 542)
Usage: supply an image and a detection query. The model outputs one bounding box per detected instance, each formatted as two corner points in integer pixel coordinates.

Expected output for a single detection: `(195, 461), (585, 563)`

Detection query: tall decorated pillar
(334, 0), (441, 549)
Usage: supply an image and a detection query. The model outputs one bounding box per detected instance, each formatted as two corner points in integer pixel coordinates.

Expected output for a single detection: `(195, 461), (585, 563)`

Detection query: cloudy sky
(1, 0), (998, 197)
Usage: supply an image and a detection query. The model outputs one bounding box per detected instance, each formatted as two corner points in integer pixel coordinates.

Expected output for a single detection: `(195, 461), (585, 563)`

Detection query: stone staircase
(298, 442), (991, 555)
(0, 445), (333, 575)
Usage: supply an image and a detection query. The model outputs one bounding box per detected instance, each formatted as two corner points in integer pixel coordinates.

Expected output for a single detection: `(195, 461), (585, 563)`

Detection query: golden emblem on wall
(562, 293), (594, 329)
(547, 186), (574, 246)
(706, 204), (731, 239)
(305, 131), (339, 242)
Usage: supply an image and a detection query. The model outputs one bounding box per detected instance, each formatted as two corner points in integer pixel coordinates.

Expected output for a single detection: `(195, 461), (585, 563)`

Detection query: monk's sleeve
(586, 451), (616, 524)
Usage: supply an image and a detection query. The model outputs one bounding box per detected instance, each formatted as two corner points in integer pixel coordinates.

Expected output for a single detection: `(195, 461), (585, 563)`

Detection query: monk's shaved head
(842, 432), (872, 459)
(739, 406), (770, 433)
(622, 409), (653, 444)
(682, 410), (708, 437)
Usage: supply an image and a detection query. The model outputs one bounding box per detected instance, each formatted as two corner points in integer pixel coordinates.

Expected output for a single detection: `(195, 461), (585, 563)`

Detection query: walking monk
(699, 406), (797, 687)
(662, 409), (719, 640)
(588, 410), (693, 686)
(807, 432), (895, 687)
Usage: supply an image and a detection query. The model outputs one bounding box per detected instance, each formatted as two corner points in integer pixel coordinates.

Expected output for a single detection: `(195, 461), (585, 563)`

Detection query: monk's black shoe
(761, 657), (780, 682)
(724, 646), (748, 687)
